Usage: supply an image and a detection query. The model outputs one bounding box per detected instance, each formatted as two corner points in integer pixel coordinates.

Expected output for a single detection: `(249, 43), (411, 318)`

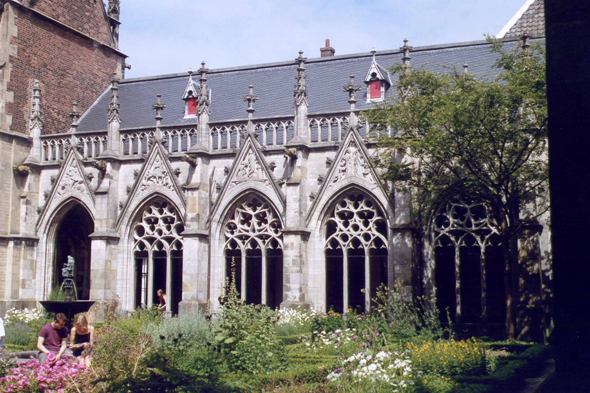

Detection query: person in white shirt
(0, 316), (5, 352)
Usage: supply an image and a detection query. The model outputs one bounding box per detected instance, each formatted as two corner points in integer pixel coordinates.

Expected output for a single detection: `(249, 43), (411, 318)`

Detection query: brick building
(0, 0), (125, 310)
(0, 0), (550, 340)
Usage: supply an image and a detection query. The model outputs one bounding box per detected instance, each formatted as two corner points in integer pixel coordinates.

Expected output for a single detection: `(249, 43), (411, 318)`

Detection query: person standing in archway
(157, 289), (167, 316)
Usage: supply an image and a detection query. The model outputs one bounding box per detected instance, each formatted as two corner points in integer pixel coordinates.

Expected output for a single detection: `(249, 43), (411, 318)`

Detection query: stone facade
(0, 0), (551, 340)
(0, 0), (125, 316)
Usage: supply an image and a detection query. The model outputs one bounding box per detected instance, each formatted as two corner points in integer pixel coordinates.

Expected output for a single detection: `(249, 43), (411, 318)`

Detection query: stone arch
(127, 196), (185, 315)
(210, 189), (285, 311)
(322, 190), (388, 314)
(431, 199), (505, 326)
(38, 198), (95, 301)
(307, 183), (393, 313)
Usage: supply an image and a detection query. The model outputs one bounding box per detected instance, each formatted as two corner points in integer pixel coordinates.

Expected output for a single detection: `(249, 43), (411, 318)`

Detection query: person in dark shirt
(37, 313), (68, 365)
(69, 314), (94, 367)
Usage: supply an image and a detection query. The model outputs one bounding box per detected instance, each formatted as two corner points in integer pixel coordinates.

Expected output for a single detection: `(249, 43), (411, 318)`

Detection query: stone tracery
(224, 195), (283, 307)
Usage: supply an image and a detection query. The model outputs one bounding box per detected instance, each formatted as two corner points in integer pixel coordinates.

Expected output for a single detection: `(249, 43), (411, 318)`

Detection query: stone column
(179, 65), (211, 315)
(281, 146), (311, 309)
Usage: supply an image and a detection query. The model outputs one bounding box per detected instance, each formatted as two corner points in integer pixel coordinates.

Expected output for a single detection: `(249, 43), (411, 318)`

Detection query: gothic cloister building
(0, 0), (550, 339)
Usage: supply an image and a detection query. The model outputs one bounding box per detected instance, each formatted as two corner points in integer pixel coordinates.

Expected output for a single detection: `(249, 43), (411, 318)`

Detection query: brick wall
(5, 5), (124, 135)
(29, 0), (114, 46)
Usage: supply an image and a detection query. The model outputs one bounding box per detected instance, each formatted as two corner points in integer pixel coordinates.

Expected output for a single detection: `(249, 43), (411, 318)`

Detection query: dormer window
(364, 51), (391, 103)
(370, 77), (382, 100)
(182, 69), (199, 118)
(186, 94), (197, 116)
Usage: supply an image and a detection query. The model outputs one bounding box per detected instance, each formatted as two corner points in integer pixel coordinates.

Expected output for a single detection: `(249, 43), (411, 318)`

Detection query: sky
(119, 0), (525, 79)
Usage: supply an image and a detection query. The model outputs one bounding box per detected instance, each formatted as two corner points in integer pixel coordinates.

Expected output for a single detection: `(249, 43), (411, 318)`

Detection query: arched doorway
(433, 200), (505, 325)
(132, 199), (184, 315)
(325, 192), (388, 314)
(223, 195), (283, 308)
(53, 204), (94, 300)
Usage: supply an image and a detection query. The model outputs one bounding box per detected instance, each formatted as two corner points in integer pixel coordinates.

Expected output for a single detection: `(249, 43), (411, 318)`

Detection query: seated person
(69, 314), (94, 367)
(37, 313), (68, 365)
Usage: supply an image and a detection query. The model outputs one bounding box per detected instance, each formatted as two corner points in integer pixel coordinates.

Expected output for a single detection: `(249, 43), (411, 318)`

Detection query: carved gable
(306, 128), (386, 225)
(37, 148), (95, 230)
(117, 142), (185, 230)
(210, 133), (284, 221)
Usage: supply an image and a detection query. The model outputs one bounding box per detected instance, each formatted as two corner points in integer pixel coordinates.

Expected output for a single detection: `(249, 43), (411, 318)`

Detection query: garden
(0, 282), (550, 393)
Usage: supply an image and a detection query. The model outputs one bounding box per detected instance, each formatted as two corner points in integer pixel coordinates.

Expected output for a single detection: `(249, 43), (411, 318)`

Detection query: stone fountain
(40, 255), (95, 328)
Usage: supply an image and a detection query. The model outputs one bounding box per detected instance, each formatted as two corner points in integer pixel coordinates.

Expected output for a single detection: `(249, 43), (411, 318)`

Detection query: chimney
(320, 39), (335, 57)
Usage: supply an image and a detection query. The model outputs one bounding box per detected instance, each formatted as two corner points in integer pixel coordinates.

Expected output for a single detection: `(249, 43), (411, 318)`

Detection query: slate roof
(77, 39), (525, 133)
(503, 0), (545, 38)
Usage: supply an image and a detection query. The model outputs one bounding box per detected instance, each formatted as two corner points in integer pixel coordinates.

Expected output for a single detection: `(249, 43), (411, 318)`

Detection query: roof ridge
(120, 37), (526, 84)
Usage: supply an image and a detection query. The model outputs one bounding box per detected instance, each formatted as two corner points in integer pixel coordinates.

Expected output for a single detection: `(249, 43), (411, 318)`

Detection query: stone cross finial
(153, 93), (166, 142)
(244, 83), (259, 118)
(521, 32), (531, 51)
(198, 61), (210, 115)
(107, 74), (121, 124)
(30, 80), (43, 132)
(343, 73), (361, 107)
(400, 38), (412, 70)
(69, 100), (81, 131)
(294, 50), (309, 107)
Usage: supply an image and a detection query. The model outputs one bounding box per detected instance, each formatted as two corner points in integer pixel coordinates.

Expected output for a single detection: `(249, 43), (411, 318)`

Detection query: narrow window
(370, 80), (381, 99)
(187, 97), (197, 115)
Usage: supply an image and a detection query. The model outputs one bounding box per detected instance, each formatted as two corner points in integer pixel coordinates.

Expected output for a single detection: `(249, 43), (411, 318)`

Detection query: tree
(365, 38), (548, 339)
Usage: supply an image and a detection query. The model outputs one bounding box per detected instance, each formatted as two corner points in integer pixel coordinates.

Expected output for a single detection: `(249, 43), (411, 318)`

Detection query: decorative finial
(244, 83), (259, 116)
(400, 38), (413, 70)
(108, 0), (120, 19)
(107, 74), (121, 124)
(30, 80), (43, 132)
(188, 68), (193, 76)
(463, 62), (469, 75)
(69, 100), (81, 127)
(197, 61), (210, 115)
(343, 73), (361, 107)
(521, 32), (531, 51)
(153, 93), (166, 141)
(294, 50), (309, 107)
(371, 47), (376, 60)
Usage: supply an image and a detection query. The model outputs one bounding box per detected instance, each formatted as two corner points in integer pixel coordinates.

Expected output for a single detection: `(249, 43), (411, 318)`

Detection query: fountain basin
(40, 300), (95, 328)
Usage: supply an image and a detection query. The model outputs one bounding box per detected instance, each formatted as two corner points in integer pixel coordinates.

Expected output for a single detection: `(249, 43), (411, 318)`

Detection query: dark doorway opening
(267, 248), (283, 309)
(326, 247), (343, 313)
(435, 235), (456, 322)
(54, 204), (94, 300)
(348, 246), (365, 313)
(246, 249), (262, 304)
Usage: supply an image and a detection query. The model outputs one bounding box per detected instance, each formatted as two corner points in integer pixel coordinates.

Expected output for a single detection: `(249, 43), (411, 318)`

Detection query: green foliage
(111, 305), (162, 337)
(47, 285), (66, 301)
(212, 271), (285, 374)
(408, 339), (487, 377)
(0, 352), (18, 379)
(366, 40), (548, 234)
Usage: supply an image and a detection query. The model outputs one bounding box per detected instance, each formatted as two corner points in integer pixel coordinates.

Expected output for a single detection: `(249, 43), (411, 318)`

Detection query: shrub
(3, 308), (49, 351)
(111, 305), (162, 337)
(141, 312), (211, 351)
(3, 308), (45, 326)
(212, 272), (284, 374)
(408, 338), (487, 376)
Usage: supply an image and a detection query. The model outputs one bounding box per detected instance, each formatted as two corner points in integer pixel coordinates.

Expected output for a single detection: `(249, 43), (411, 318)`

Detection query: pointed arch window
(133, 200), (184, 314)
(433, 201), (505, 324)
(325, 193), (388, 313)
(224, 195), (283, 308)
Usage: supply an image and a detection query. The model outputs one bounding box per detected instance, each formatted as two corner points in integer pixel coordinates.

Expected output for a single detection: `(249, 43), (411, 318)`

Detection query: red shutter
(187, 98), (197, 115)
(370, 80), (381, 99)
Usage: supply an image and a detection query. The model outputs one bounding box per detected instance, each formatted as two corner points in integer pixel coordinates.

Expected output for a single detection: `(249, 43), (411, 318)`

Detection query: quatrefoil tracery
(224, 196), (283, 251)
(325, 194), (387, 251)
(133, 200), (184, 253)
